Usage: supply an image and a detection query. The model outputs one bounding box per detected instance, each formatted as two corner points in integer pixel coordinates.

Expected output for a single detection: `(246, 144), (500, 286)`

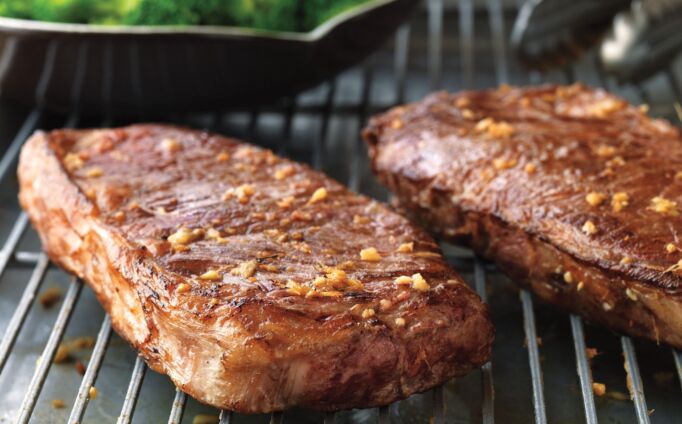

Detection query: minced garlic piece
(113, 210), (125, 223)
(456, 96), (470, 107)
(168, 227), (203, 245)
(395, 317), (406, 327)
(462, 109), (475, 119)
(611, 192), (629, 212)
(175, 283), (191, 294)
(324, 268), (347, 286)
(524, 163), (537, 174)
(199, 270), (221, 281)
(277, 196), (294, 209)
(63, 153), (84, 171)
(475, 118), (515, 138)
(585, 192), (606, 207)
(161, 138), (181, 152)
(577, 281), (584, 291)
(360, 247), (381, 262)
(666, 243), (677, 253)
(394, 276), (413, 286)
(606, 156), (626, 167)
(319, 291), (342, 298)
(274, 165), (295, 180)
(585, 347), (599, 359)
(39, 287), (62, 308)
(85, 167), (103, 178)
(595, 145), (617, 158)
(53, 344), (70, 363)
(649, 196), (678, 216)
(625, 288), (638, 301)
(362, 308), (376, 319)
(353, 215), (370, 224)
(232, 260), (257, 278)
(602, 302), (613, 311)
(475, 118), (494, 133)
(589, 98), (625, 118)
(88, 386), (98, 400)
(205, 228), (228, 244)
(396, 242), (414, 253)
(582, 220), (597, 235)
(235, 184), (255, 204)
(592, 382), (606, 397)
(217, 151), (230, 162)
(411, 273), (430, 292)
(193, 415), (220, 424)
(563, 271), (574, 284)
(308, 187), (328, 204)
(285, 280), (309, 296)
(379, 299), (392, 310)
(493, 157), (517, 170)
(620, 257), (633, 265)
(488, 121), (515, 138)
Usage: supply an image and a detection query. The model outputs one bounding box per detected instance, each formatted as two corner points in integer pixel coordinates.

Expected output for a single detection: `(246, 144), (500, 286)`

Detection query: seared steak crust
(18, 124), (492, 413)
(364, 84), (682, 348)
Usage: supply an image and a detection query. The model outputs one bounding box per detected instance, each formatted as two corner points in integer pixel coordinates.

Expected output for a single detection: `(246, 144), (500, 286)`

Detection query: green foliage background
(0, 0), (372, 31)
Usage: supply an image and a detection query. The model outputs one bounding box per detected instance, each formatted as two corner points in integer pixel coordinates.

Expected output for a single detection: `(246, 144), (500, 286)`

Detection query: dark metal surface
(0, 1), (680, 423)
(0, 0), (417, 116)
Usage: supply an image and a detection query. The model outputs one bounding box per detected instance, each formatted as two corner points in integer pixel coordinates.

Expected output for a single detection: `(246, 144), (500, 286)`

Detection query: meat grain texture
(18, 124), (493, 412)
(364, 84), (682, 349)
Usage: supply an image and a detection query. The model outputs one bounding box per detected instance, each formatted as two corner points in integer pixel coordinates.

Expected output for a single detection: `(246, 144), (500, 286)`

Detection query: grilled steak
(364, 84), (682, 349)
(18, 124), (493, 413)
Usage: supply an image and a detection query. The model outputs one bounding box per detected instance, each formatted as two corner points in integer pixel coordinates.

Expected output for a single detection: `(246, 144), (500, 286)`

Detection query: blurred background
(0, 0), (680, 423)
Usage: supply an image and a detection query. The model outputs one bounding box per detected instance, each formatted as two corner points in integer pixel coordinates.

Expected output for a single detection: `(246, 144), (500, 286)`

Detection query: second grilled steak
(18, 124), (493, 412)
(364, 84), (682, 349)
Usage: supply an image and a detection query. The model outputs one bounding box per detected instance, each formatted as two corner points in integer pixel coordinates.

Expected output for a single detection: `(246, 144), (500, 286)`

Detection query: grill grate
(0, 1), (681, 423)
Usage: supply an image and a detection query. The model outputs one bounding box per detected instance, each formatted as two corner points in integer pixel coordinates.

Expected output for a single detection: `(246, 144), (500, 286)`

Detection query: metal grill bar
(117, 356), (147, 424)
(486, 0), (508, 85)
(666, 68), (682, 105)
(324, 411), (336, 424)
(314, 81), (336, 171)
(520, 290), (547, 424)
(427, 0), (443, 89)
(278, 96), (297, 156)
(459, 0), (475, 89)
(14, 250), (43, 264)
(270, 410), (283, 424)
(248, 107), (261, 142)
(378, 406), (390, 424)
(17, 277), (83, 423)
(167, 388), (187, 424)
(0, 40), (59, 179)
(393, 24), (411, 104)
(432, 386), (444, 424)
(621, 337), (650, 424)
(0, 213), (28, 278)
(68, 315), (113, 423)
(674, 350), (682, 391)
(218, 409), (232, 424)
(0, 253), (49, 372)
(474, 258), (494, 424)
(0, 110), (42, 183)
(569, 315), (598, 424)
(348, 61), (374, 192)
